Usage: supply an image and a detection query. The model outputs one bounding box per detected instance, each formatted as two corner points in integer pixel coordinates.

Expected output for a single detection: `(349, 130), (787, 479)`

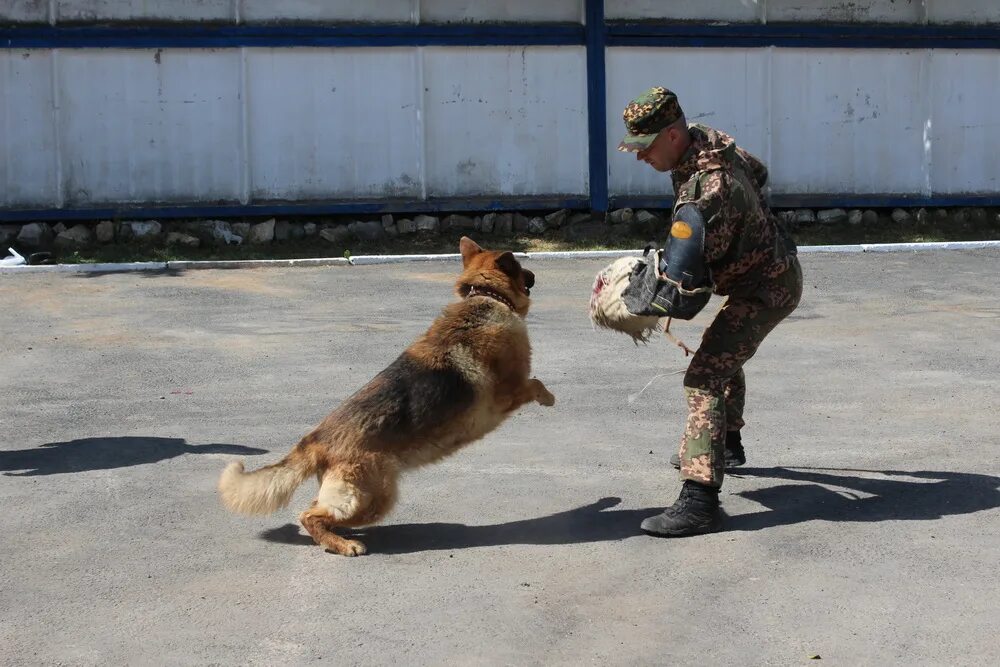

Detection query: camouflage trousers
(678, 257), (803, 488)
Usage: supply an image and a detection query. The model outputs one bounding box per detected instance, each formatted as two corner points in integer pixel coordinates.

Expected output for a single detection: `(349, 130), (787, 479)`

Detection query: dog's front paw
(326, 539), (367, 557)
(343, 540), (367, 557)
(538, 389), (556, 407)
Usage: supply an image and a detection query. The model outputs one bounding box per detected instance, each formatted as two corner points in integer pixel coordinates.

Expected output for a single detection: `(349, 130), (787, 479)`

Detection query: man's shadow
(261, 467), (1000, 554)
(0, 437), (268, 476)
(726, 467), (1000, 531)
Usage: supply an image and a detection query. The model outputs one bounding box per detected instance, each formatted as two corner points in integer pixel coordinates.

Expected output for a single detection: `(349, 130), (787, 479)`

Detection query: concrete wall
(0, 46), (589, 207)
(5, 0), (999, 23)
(606, 47), (999, 198)
(0, 0), (585, 23)
(607, 0), (1000, 24)
(2, 1), (998, 211)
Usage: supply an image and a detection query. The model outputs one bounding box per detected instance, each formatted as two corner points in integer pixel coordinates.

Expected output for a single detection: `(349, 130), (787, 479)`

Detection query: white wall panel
(421, 0), (582, 23)
(3, 43), (998, 209)
(928, 0), (1000, 24)
(422, 47), (588, 196)
(0, 0), (49, 22)
(0, 50), (59, 206)
(23, 0), (1000, 26)
(766, 0), (923, 23)
(606, 48), (768, 197)
(609, 0), (949, 23)
(57, 49), (242, 204)
(608, 0), (1000, 26)
(56, 0), (234, 22)
(770, 50), (927, 195)
(606, 0), (759, 23)
(930, 51), (1000, 193)
(241, 0), (415, 24)
(246, 49), (422, 199)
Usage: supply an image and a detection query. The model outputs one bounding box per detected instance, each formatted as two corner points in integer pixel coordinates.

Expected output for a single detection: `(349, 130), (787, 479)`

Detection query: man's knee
(684, 368), (735, 394)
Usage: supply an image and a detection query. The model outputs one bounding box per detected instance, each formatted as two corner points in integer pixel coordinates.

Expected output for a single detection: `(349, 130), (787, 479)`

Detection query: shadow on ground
(260, 496), (662, 554)
(80, 268), (183, 278)
(260, 467), (1000, 553)
(726, 467), (1000, 531)
(1, 436), (268, 476)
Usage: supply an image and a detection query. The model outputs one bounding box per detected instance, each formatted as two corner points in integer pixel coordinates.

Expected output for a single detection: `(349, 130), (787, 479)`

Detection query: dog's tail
(218, 444), (316, 515)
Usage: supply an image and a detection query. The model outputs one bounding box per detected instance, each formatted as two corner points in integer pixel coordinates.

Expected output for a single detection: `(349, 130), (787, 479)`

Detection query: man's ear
(459, 236), (482, 266)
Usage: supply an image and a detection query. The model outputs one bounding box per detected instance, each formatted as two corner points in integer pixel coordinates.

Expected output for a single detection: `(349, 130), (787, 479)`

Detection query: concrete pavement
(1, 249), (998, 665)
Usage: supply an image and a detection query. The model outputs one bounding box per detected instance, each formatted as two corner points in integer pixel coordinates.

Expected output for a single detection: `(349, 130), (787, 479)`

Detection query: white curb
(348, 253), (462, 265)
(858, 240), (1000, 252)
(797, 244), (865, 253)
(168, 257), (350, 270)
(525, 249), (645, 260)
(347, 252), (528, 265)
(0, 261), (168, 273)
(0, 240), (997, 274)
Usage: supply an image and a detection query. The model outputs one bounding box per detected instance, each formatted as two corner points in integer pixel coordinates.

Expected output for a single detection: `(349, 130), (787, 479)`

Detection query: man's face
(636, 128), (683, 172)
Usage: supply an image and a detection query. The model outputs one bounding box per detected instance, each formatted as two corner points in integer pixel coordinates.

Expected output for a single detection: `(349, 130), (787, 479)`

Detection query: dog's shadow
(260, 497), (659, 554)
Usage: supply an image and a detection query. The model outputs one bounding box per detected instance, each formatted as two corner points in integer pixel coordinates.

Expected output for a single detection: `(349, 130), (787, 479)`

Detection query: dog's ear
(459, 236), (482, 267)
(495, 251), (520, 279)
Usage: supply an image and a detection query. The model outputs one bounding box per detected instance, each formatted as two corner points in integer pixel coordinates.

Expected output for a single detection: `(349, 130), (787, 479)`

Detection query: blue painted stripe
(611, 194), (1000, 210)
(0, 197), (591, 223)
(1, 23), (585, 48)
(606, 22), (1000, 49)
(7, 21), (994, 50)
(585, 0), (608, 213)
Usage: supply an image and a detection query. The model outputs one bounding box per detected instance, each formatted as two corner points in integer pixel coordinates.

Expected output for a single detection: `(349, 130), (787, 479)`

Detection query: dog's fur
(218, 237), (554, 556)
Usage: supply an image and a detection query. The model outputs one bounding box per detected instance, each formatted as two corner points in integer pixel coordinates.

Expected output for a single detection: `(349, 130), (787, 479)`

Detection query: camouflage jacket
(670, 124), (796, 295)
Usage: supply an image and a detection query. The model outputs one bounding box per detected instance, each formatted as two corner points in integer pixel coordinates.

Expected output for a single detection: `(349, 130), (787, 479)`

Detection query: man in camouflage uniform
(617, 87), (803, 536)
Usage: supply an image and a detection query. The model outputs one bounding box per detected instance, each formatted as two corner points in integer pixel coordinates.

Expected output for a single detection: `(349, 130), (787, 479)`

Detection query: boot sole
(640, 518), (723, 538)
(669, 460), (745, 470)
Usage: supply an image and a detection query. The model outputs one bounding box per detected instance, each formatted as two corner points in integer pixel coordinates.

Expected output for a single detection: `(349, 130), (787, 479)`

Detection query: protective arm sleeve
(659, 203), (711, 292)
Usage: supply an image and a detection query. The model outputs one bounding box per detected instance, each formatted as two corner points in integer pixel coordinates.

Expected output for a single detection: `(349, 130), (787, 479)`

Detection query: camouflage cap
(618, 87), (685, 152)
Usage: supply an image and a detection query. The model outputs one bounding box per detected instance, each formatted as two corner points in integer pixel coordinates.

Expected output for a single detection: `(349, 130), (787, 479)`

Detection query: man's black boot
(724, 430), (746, 466)
(640, 480), (722, 537)
(670, 430), (746, 469)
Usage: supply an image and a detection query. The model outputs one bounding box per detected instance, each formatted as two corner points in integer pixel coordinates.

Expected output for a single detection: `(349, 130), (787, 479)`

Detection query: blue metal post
(585, 0), (608, 213)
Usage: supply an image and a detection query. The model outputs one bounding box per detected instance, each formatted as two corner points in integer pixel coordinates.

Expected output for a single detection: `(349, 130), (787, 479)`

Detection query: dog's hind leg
(300, 504), (367, 556)
(299, 459), (398, 557)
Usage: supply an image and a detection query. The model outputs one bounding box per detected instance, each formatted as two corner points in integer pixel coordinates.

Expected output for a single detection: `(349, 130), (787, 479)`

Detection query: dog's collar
(466, 285), (517, 313)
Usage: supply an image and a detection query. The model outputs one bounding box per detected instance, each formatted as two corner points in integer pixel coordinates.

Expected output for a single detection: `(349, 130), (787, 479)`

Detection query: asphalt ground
(1, 249), (998, 665)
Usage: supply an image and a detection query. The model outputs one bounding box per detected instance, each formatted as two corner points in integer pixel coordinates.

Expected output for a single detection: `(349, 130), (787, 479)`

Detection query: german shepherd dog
(218, 237), (554, 556)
